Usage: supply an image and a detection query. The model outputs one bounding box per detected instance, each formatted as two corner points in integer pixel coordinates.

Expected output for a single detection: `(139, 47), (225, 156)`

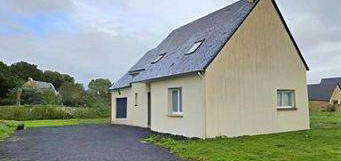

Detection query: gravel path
(0, 125), (181, 161)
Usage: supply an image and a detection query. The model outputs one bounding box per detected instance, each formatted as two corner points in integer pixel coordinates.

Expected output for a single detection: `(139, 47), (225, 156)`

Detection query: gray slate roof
(321, 77), (341, 85)
(308, 77), (341, 101)
(110, 0), (308, 90)
(33, 81), (56, 90)
(111, 0), (257, 90)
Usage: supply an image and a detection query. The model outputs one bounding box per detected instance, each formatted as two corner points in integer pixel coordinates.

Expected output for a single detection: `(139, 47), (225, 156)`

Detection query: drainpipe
(197, 70), (207, 138)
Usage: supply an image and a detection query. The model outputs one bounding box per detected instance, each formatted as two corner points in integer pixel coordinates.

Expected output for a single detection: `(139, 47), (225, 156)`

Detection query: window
(186, 40), (204, 55)
(169, 88), (182, 115)
(129, 69), (145, 76)
(134, 93), (138, 106)
(277, 90), (295, 109)
(151, 53), (166, 64)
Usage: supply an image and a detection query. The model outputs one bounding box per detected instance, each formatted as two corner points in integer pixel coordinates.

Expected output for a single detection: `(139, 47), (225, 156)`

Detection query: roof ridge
(172, 0), (247, 33)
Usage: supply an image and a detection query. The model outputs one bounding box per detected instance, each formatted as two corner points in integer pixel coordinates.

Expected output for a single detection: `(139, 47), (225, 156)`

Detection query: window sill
(277, 107), (298, 111)
(167, 114), (183, 118)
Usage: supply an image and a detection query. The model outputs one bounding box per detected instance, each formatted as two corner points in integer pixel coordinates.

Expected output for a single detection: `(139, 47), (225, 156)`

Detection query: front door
(116, 98), (127, 119)
(148, 92), (151, 126)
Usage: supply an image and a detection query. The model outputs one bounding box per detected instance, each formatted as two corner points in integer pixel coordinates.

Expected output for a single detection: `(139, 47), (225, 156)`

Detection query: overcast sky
(0, 0), (340, 85)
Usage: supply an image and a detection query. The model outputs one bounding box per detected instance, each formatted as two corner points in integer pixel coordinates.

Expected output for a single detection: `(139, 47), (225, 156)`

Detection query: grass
(23, 118), (109, 128)
(0, 120), (24, 141)
(145, 112), (341, 161)
(0, 118), (109, 141)
(0, 105), (110, 121)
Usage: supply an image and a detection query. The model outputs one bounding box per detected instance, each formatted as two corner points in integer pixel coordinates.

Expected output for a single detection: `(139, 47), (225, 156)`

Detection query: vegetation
(0, 62), (23, 99)
(0, 61), (111, 112)
(0, 106), (110, 121)
(145, 112), (341, 161)
(0, 120), (24, 141)
(0, 61), (75, 106)
(0, 119), (107, 141)
(24, 118), (108, 128)
(59, 82), (87, 107)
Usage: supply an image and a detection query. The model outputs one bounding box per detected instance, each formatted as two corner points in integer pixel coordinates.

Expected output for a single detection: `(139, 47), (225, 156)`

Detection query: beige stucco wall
(205, 0), (310, 138)
(111, 83), (150, 128)
(150, 74), (206, 138)
(330, 86), (341, 104)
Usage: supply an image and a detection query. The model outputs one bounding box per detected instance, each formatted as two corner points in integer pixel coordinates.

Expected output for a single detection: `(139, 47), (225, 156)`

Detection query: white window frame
(169, 88), (183, 115)
(277, 90), (296, 109)
(186, 39), (204, 55)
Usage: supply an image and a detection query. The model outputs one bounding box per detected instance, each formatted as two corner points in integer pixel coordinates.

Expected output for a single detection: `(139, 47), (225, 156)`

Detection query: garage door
(116, 98), (127, 118)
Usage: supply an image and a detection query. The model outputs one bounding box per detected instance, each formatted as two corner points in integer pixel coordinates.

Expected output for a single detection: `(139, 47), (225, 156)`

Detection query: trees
(10, 61), (44, 81)
(43, 70), (75, 90)
(0, 61), (23, 98)
(87, 79), (112, 108)
(59, 82), (86, 107)
(88, 79), (111, 96)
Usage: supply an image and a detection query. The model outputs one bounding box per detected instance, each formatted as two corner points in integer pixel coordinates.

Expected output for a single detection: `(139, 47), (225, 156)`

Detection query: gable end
(204, 0), (309, 71)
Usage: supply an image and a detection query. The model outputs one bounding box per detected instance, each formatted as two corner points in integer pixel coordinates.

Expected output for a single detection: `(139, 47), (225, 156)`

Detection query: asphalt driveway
(0, 125), (181, 161)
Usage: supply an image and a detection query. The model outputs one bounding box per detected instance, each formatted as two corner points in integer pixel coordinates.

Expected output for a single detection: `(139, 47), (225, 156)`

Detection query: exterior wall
(205, 0), (310, 138)
(111, 83), (150, 128)
(330, 86), (341, 105)
(150, 74), (206, 138)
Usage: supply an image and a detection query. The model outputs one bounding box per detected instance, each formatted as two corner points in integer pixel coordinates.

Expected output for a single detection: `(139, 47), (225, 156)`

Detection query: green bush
(41, 91), (61, 105)
(0, 106), (110, 121)
(73, 107), (110, 119)
(0, 120), (24, 141)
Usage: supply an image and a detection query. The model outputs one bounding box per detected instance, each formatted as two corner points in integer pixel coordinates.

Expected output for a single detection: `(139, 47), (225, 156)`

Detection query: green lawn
(0, 120), (23, 141)
(0, 118), (109, 141)
(23, 118), (109, 128)
(145, 112), (341, 161)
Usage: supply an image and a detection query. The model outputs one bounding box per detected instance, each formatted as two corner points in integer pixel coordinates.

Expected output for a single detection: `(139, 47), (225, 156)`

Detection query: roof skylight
(129, 69), (145, 76)
(186, 40), (204, 55)
(151, 53), (166, 64)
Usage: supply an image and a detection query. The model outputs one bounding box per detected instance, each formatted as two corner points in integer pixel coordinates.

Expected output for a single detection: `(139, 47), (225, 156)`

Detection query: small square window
(186, 40), (204, 55)
(169, 88), (182, 115)
(151, 53), (166, 64)
(277, 90), (295, 109)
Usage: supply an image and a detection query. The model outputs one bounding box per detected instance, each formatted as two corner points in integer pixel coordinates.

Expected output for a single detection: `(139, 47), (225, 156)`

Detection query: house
(110, 0), (310, 138)
(308, 77), (341, 109)
(23, 78), (58, 95)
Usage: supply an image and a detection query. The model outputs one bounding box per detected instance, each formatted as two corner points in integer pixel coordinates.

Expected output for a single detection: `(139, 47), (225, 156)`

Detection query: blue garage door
(116, 98), (127, 118)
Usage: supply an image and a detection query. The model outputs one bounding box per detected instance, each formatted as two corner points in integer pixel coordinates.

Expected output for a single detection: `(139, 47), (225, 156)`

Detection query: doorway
(116, 98), (127, 119)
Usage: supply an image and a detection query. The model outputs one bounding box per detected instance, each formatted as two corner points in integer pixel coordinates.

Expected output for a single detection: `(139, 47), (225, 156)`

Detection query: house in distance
(110, 0), (310, 138)
(308, 77), (341, 109)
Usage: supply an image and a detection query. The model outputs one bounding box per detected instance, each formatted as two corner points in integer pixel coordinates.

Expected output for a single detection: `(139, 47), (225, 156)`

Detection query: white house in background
(109, 0), (310, 138)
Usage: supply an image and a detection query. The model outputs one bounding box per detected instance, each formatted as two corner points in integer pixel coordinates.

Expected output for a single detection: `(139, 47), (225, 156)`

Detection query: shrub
(0, 106), (110, 121)
(0, 120), (24, 141)
(73, 107), (110, 119)
(326, 104), (336, 112)
(41, 91), (61, 105)
(21, 89), (44, 105)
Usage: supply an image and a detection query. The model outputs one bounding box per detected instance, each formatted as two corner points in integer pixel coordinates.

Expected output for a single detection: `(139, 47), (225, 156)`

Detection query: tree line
(0, 61), (112, 108)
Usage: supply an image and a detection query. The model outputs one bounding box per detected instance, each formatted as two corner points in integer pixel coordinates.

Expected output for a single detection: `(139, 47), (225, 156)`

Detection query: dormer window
(186, 39), (204, 55)
(129, 69), (145, 76)
(152, 53), (166, 64)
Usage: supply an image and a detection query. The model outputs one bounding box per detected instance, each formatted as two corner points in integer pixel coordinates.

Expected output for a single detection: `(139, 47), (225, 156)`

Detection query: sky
(0, 0), (340, 85)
